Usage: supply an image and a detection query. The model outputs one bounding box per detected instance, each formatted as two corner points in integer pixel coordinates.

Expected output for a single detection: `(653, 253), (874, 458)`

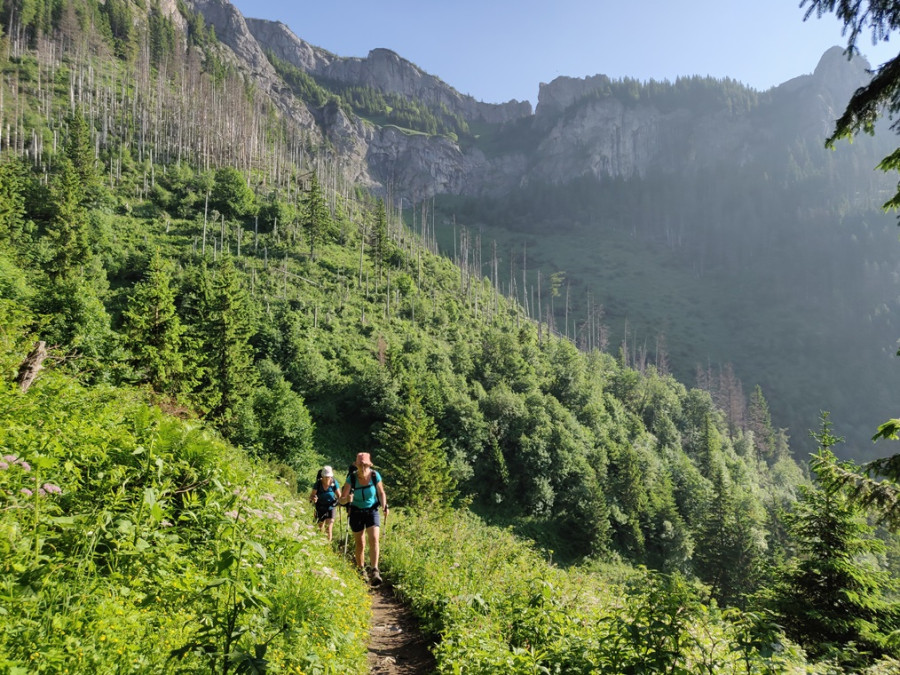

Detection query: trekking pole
(342, 505), (350, 558)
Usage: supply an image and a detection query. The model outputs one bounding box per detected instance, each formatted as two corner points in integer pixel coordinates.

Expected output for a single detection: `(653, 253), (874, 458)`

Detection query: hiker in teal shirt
(338, 452), (389, 585)
(309, 465), (340, 541)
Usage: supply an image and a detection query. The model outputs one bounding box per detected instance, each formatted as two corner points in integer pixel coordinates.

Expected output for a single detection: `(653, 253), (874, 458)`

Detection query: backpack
(347, 465), (378, 502)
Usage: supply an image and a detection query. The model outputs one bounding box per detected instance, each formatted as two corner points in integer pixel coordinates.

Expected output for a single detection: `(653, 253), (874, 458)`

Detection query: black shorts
(315, 506), (335, 522)
(349, 507), (380, 532)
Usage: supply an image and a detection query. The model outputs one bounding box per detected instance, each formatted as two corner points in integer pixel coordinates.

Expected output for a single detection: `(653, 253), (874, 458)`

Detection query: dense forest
(430, 83), (900, 460)
(2, 0), (900, 672)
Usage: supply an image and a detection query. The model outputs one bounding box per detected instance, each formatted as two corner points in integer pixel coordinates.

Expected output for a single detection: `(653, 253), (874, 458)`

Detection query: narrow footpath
(367, 582), (436, 675)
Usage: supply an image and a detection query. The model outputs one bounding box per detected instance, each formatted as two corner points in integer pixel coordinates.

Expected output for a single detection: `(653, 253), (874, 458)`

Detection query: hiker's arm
(308, 488), (316, 503)
(376, 481), (389, 512)
(338, 483), (352, 505)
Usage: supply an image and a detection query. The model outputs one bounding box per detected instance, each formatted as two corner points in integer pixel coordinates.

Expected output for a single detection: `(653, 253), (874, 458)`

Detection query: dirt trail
(367, 582), (436, 675)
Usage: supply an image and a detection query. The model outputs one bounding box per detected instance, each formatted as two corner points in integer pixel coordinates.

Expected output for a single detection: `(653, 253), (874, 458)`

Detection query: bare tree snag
(16, 341), (47, 392)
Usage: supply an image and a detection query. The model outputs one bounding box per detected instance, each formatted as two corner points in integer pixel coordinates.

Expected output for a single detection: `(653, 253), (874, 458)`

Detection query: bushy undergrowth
(0, 322), (368, 674)
(382, 509), (900, 674)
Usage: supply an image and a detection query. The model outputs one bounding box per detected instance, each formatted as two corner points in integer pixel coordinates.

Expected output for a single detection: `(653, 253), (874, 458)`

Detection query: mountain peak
(814, 45), (870, 78)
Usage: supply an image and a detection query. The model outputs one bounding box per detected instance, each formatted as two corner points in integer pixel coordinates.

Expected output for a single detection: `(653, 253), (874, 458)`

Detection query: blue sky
(230, 0), (897, 106)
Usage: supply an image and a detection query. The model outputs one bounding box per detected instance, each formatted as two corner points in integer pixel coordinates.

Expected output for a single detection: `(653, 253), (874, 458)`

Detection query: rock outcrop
(184, 0), (883, 202)
(244, 18), (531, 125)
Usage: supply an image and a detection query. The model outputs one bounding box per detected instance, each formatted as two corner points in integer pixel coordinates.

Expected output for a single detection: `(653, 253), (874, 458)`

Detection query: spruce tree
(378, 387), (456, 510)
(694, 457), (764, 607)
(0, 159), (30, 257)
(698, 414), (721, 478)
(44, 158), (89, 279)
(233, 360), (316, 469)
(302, 173), (330, 260)
(186, 256), (257, 424)
(122, 252), (189, 396)
(773, 413), (890, 663)
(63, 111), (102, 207)
(210, 166), (255, 222)
(371, 198), (389, 272)
(748, 385), (776, 464)
(607, 442), (647, 557)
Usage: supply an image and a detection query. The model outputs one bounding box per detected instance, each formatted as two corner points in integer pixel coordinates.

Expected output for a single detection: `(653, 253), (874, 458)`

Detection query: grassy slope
(0, 301), (370, 673)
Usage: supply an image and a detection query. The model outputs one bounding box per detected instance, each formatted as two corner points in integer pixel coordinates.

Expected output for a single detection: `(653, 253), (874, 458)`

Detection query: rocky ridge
(244, 18), (532, 126)
(185, 0), (883, 201)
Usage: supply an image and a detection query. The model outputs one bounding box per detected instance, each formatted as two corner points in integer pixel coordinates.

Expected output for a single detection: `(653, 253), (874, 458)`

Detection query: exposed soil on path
(367, 582), (436, 675)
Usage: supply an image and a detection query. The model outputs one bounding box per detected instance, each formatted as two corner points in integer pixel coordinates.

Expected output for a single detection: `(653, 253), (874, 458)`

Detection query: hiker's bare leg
(353, 529), (365, 567)
(325, 518), (334, 541)
(367, 526), (380, 569)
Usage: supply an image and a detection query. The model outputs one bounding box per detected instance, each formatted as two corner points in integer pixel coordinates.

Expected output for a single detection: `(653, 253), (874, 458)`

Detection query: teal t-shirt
(347, 470), (381, 509)
(313, 478), (341, 507)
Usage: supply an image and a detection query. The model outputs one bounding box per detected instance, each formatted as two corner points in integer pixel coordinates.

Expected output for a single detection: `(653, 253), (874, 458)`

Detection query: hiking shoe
(370, 567), (383, 586)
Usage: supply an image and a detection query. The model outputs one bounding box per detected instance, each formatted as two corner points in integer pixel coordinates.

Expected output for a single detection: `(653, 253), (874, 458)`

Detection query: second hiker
(339, 452), (389, 585)
(309, 465), (340, 541)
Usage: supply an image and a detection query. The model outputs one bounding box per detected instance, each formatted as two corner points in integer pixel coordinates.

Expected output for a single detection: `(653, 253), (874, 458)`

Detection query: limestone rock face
(244, 17), (338, 73)
(182, 0), (882, 203)
(535, 74), (617, 119)
(533, 97), (669, 181)
(244, 18), (531, 125)
(770, 46), (874, 140)
(156, 0), (187, 32)
(528, 90), (759, 184)
(186, 0), (273, 76)
(317, 47), (532, 125)
(523, 46), (873, 186)
(191, 3), (530, 197)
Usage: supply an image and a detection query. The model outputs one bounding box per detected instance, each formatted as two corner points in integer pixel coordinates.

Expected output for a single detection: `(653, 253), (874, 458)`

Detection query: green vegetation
(565, 74), (761, 116)
(383, 509), (900, 673)
(0, 308), (369, 673)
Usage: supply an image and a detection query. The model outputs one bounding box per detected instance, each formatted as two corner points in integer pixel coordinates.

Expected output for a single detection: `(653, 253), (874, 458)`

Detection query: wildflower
(17, 461), (31, 472)
(160, 520), (173, 528)
(20, 488), (32, 496)
(42, 483), (62, 494)
(0, 461), (7, 470)
(261, 493), (276, 503)
(3, 454), (16, 462)
(224, 510), (239, 519)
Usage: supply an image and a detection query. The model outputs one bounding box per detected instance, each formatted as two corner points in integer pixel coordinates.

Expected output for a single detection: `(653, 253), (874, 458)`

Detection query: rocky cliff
(243, 18), (532, 125)
(521, 46), (878, 185)
(184, 0), (884, 202)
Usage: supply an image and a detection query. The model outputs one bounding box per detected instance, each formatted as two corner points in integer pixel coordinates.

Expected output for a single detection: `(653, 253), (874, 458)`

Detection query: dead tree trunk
(16, 341), (47, 392)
